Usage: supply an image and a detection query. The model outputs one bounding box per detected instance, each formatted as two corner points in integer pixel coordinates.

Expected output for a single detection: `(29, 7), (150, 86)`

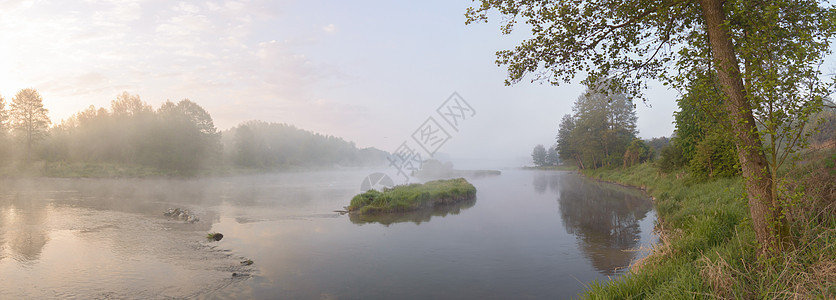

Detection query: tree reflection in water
(1, 194), (50, 263)
(541, 173), (652, 275)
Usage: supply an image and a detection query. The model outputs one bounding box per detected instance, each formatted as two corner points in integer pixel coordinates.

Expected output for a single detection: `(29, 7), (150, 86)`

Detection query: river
(0, 169), (655, 299)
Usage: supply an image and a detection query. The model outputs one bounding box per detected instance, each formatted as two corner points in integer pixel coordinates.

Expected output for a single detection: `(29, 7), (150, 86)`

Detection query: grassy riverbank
(348, 178), (476, 215)
(581, 151), (836, 299)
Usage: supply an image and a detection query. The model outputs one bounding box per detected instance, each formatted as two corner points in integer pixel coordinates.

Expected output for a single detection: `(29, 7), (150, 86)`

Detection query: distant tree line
(0, 89), (388, 176)
(223, 120), (388, 169)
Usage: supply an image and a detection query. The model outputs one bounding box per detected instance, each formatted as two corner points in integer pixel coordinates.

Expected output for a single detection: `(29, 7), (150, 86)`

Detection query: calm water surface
(0, 169), (655, 299)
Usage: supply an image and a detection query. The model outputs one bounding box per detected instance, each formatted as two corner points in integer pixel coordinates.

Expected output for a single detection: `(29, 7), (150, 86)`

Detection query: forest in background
(0, 90), (389, 177)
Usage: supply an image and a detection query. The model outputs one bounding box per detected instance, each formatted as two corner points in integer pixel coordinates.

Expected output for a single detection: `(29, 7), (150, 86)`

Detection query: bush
(623, 139), (653, 167)
(659, 141), (687, 173)
(688, 130), (739, 180)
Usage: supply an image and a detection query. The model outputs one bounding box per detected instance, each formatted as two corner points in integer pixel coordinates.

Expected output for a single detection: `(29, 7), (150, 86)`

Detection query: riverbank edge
(577, 163), (750, 298)
(576, 159), (836, 299)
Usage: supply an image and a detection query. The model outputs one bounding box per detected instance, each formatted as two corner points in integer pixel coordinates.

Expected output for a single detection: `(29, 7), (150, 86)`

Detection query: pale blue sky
(0, 0), (681, 161)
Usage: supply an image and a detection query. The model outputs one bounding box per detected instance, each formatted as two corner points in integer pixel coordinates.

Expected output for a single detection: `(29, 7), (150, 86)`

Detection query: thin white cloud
(322, 23), (337, 33)
(224, 0), (244, 10)
(174, 2), (200, 14)
(206, 2), (221, 11)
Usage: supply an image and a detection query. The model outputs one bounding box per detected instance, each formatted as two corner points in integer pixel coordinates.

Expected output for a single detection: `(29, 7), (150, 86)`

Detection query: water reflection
(0, 170), (656, 298)
(349, 197), (477, 226)
(552, 174), (653, 275)
(0, 179), (219, 232)
(1, 198), (50, 263)
(0, 178), (255, 299)
(533, 173), (548, 194)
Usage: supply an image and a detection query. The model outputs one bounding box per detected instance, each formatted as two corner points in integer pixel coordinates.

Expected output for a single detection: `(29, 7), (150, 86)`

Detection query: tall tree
(151, 99), (221, 173)
(531, 144), (547, 166)
(545, 144), (560, 166)
(0, 93), (7, 164)
(466, 0), (836, 253)
(556, 114), (583, 168)
(0, 93), (7, 136)
(111, 92), (152, 117)
(10, 88), (51, 156)
(556, 87), (638, 169)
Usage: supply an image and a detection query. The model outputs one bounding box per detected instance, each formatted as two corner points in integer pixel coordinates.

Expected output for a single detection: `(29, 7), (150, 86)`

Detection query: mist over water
(0, 168), (655, 299)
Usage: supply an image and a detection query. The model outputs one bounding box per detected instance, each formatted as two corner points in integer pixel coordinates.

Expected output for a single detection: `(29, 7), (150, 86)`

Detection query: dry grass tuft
(792, 256), (836, 297)
(698, 253), (736, 299)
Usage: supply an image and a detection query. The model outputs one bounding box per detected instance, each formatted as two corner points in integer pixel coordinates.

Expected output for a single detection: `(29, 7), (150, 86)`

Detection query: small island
(348, 178), (477, 215)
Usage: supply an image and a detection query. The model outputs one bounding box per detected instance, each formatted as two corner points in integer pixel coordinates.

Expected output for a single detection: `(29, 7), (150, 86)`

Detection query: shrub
(688, 130), (739, 180)
(659, 141), (687, 173)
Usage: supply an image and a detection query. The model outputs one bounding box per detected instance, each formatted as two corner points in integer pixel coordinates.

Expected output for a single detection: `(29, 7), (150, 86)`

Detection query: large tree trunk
(699, 0), (787, 253)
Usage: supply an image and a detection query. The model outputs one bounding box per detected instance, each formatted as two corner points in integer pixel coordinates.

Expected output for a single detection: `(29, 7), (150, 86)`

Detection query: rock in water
(164, 208), (179, 217)
(165, 208), (200, 223)
(212, 233), (223, 241)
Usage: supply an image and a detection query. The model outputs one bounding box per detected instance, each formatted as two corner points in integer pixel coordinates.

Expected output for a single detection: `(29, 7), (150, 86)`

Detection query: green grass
(348, 178), (476, 215)
(581, 158), (836, 299)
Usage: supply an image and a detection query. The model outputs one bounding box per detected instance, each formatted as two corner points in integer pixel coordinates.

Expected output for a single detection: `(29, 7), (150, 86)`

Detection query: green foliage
(689, 130), (741, 180)
(647, 137), (670, 160)
(531, 144), (547, 166)
(468, 0), (836, 254)
(465, 0), (707, 98)
(730, 1), (834, 180)
(673, 73), (726, 164)
(555, 88), (638, 169)
(658, 141), (688, 173)
(623, 139), (653, 167)
(556, 114), (577, 165)
(669, 70), (741, 179)
(544, 144), (559, 166)
(348, 178), (476, 215)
